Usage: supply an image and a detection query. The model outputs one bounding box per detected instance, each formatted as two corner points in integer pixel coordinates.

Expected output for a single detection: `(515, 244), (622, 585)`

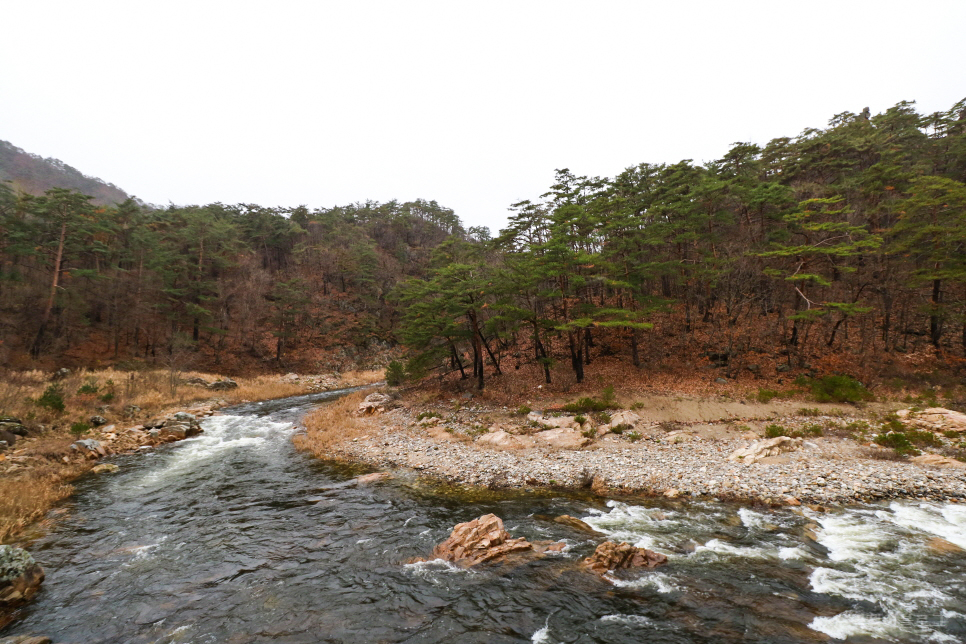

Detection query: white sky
(2, 1), (964, 233)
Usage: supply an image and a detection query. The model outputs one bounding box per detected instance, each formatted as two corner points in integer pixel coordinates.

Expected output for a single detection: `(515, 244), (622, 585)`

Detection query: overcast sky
(3, 1), (964, 233)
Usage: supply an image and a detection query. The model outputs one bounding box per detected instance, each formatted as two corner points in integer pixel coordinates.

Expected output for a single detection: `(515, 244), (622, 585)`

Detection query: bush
(574, 415), (587, 425)
(70, 422), (91, 435)
(874, 431), (920, 457)
(905, 429), (942, 448)
(416, 411), (441, 421)
(34, 385), (65, 413)
(765, 424), (788, 438)
(804, 375), (873, 403)
(611, 423), (632, 435)
(757, 389), (780, 403)
(513, 405), (531, 417)
(562, 386), (619, 414)
(76, 379), (99, 395)
(385, 361), (406, 386)
(943, 430), (962, 439)
(625, 431), (642, 442)
(798, 407), (821, 417)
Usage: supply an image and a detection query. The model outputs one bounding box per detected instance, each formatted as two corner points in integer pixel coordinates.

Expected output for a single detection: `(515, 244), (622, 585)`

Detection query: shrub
(574, 415), (587, 425)
(562, 397), (609, 414)
(69, 422), (91, 435)
(765, 424), (788, 438)
(874, 432), (921, 457)
(943, 430), (961, 439)
(611, 423), (632, 435)
(416, 411), (442, 421)
(804, 424), (824, 437)
(805, 375), (873, 403)
(99, 392), (115, 403)
(514, 405), (532, 417)
(34, 385), (65, 413)
(630, 401), (645, 411)
(581, 428), (596, 439)
(798, 407), (821, 417)
(756, 389), (780, 403)
(905, 429), (942, 448)
(625, 431), (642, 442)
(76, 379), (99, 395)
(385, 360), (406, 386)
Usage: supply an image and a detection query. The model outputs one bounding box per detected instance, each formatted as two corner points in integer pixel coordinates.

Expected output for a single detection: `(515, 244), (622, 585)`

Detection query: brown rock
(534, 428), (590, 450)
(353, 472), (391, 484)
(927, 537), (964, 555)
(477, 430), (524, 450)
(583, 541), (668, 576)
(429, 514), (533, 566)
(0, 564), (44, 608)
(553, 515), (604, 535)
(911, 454), (966, 469)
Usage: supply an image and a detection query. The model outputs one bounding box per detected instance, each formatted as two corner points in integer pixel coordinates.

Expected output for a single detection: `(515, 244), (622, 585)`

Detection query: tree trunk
(31, 219), (68, 357)
(930, 278), (942, 349)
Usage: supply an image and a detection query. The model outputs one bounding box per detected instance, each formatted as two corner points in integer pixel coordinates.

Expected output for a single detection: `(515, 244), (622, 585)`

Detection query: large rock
(358, 393), (392, 415)
(901, 407), (966, 432)
(553, 515), (604, 535)
(911, 454), (966, 469)
(583, 541), (668, 576)
(727, 436), (802, 464)
(208, 379), (238, 391)
(535, 428), (590, 450)
(71, 439), (106, 458)
(0, 419), (27, 437)
(0, 546), (45, 609)
(428, 514), (533, 566)
(477, 430), (525, 450)
(609, 410), (641, 427)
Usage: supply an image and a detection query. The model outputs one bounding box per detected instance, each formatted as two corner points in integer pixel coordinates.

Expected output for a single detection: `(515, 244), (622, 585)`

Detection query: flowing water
(4, 389), (966, 643)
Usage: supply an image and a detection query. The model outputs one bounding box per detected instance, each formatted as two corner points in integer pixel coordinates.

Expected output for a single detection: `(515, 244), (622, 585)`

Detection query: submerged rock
(427, 514), (534, 566)
(553, 515), (604, 535)
(583, 540), (668, 576)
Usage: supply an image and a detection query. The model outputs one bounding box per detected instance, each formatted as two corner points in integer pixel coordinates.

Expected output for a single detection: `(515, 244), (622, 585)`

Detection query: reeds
(293, 391), (369, 457)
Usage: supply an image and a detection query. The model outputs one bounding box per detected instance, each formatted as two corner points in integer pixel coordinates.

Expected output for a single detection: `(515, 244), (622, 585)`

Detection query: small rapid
(3, 390), (965, 643)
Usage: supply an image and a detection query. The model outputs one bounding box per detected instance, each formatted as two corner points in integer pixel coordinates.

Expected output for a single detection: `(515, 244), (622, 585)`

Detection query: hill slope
(0, 139), (132, 205)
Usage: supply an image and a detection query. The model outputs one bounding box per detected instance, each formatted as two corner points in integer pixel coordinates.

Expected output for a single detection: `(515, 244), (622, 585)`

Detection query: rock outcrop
(0, 546), (45, 618)
(477, 430), (525, 450)
(897, 407), (966, 433)
(358, 393), (393, 415)
(208, 379), (238, 391)
(583, 541), (668, 576)
(727, 436), (802, 464)
(534, 428), (590, 450)
(912, 454), (966, 469)
(428, 514), (534, 566)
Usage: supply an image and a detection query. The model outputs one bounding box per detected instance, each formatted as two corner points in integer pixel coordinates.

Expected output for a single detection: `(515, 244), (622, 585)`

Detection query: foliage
(874, 432), (921, 457)
(385, 360), (406, 387)
(802, 375), (873, 403)
(764, 424), (788, 438)
(69, 421), (90, 435)
(34, 384), (65, 413)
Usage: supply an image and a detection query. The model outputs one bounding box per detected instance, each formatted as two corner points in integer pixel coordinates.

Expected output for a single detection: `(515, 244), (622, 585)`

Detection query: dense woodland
(2, 99), (966, 384)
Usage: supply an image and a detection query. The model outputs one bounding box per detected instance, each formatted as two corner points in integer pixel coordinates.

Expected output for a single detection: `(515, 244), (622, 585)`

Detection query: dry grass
(293, 391), (370, 457)
(0, 462), (86, 543)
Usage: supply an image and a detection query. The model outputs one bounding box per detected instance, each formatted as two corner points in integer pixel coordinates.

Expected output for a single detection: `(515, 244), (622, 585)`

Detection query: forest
(1, 98), (965, 385)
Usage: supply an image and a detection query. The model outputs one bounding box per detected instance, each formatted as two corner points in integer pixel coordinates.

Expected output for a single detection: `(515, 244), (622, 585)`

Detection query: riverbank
(299, 390), (966, 507)
(0, 369), (382, 542)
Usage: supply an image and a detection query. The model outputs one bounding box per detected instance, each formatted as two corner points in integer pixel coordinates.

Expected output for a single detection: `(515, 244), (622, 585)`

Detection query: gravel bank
(323, 407), (966, 506)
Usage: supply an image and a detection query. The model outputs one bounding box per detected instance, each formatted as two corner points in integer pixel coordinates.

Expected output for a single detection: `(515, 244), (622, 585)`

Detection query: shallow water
(4, 390), (965, 643)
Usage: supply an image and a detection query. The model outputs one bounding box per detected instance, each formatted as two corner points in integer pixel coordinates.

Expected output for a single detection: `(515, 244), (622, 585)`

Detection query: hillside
(0, 139), (131, 205)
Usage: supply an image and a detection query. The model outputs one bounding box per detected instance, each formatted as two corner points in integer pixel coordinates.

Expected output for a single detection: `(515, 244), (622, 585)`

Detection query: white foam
(778, 546), (808, 560)
(692, 539), (774, 560)
(810, 610), (909, 641)
(606, 571), (679, 594)
(738, 507), (768, 529)
(888, 502), (966, 550)
(530, 618), (560, 644)
(600, 613), (654, 626)
(403, 558), (472, 577)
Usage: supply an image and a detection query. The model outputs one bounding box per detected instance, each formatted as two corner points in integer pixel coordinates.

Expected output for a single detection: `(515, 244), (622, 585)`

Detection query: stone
(663, 488), (680, 499)
(911, 454), (966, 469)
(427, 514), (533, 566)
(123, 405), (142, 418)
(583, 541), (668, 576)
(727, 436), (802, 464)
(534, 428), (590, 450)
(776, 364), (791, 373)
(0, 636), (53, 644)
(553, 515), (604, 535)
(914, 408), (966, 432)
(477, 430), (524, 449)
(0, 546), (45, 609)
(51, 367), (70, 380)
(92, 463), (119, 474)
(926, 537), (963, 555)
(183, 376), (210, 387)
(283, 373), (300, 382)
(208, 379), (238, 390)
(157, 425), (187, 441)
(358, 393), (393, 415)
(609, 410), (641, 427)
(353, 472), (391, 484)
(172, 412), (196, 422)
(71, 439), (106, 458)
(0, 431), (16, 448)
(715, 378), (728, 384)
(89, 415), (108, 427)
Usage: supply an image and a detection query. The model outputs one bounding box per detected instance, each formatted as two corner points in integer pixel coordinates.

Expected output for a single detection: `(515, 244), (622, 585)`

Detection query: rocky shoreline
(320, 398), (966, 507)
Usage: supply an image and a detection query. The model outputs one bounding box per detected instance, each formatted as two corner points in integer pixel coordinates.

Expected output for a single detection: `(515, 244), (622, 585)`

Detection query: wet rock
(92, 463), (119, 474)
(534, 428), (590, 450)
(353, 472), (391, 484)
(553, 515), (604, 535)
(208, 378), (238, 390)
(727, 436), (802, 464)
(427, 514), (533, 566)
(89, 415), (108, 427)
(157, 424), (187, 441)
(0, 546), (45, 609)
(71, 439), (106, 458)
(477, 430), (524, 450)
(583, 541), (668, 576)
(358, 393), (393, 415)
(926, 537), (963, 555)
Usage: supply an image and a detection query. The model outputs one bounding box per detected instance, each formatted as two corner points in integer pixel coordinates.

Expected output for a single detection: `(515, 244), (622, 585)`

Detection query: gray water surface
(4, 390), (966, 643)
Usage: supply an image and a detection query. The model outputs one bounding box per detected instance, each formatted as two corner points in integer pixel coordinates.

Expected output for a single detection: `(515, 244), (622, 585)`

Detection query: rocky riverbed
(321, 398), (966, 506)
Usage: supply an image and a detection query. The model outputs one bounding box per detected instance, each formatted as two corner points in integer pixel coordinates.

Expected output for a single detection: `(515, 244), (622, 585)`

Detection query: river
(3, 389), (966, 643)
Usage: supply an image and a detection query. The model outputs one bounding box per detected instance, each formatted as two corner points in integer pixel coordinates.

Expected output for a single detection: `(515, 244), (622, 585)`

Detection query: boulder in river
(553, 515), (604, 535)
(0, 546), (45, 612)
(583, 541), (668, 576)
(428, 514), (534, 566)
